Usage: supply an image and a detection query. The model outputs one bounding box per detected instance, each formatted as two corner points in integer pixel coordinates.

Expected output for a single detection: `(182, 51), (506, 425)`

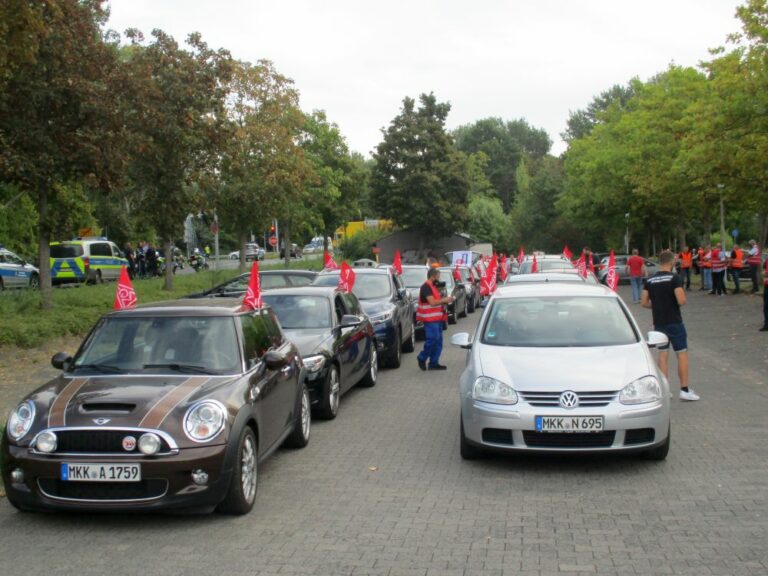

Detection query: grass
(0, 257), (326, 349)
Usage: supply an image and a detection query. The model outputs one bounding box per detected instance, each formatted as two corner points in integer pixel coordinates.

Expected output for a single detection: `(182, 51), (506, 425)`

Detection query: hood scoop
(79, 402), (136, 414)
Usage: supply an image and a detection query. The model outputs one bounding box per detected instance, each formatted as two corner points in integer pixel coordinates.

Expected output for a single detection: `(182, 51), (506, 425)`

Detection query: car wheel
(448, 309), (457, 325)
(644, 426), (670, 461)
(402, 326), (415, 353)
(388, 327), (402, 368)
(460, 297), (468, 318)
(467, 294), (476, 313)
(285, 384), (311, 448)
(359, 346), (378, 387)
(317, 365), (340, 420)
(460, 417), (483, 460)
(28, 274), (39, 290)
(217, 426), (258, 515)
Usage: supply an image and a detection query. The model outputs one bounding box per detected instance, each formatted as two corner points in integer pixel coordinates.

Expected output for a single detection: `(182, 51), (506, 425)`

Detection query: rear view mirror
(450, 332), (472, 349)
(263, 350), (286, 370)
(339, 314), (362, 328)
(51, 352), (73, 370)
(646, 331), (669, 348)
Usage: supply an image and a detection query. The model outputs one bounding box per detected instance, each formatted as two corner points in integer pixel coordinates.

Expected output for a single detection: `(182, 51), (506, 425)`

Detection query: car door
(110, 244), (126, 280)
(337, 293), (367, 388)
(394, 273), (413, 338)
(1, 252), (22, 288)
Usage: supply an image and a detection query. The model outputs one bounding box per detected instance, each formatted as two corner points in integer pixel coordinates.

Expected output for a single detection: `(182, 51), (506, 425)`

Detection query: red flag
(531, 254), (538, 273)
(453, 265), (461, 282)
(499, 255), (508, 281)
(114, 266), (137, 310)
(606, 250), (619, 291)
(393, 250), (403, 275)
(338, 261), (356, 293)
(324, 250), (339, 270)
(563, 245), (573, 261)
(575, 254), (587, 278)
(469, 267), (475, 282)
(587, 254), (595, 275)
(241, 261), (263, 310)
(517, 246), (525, 265)
(480, 254), (498, 295)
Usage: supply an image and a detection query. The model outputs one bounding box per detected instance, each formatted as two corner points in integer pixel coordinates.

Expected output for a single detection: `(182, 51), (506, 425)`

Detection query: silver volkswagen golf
(451, 282), (671, 460)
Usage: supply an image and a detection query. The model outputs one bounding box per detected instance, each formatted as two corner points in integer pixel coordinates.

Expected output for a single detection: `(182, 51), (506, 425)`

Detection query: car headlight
(184, 400), (226, 442)
(8, 400), (35, 441)
(370, 310), (394, 325)
(302, 354), (326, 374)
(472, 376), (518, 405)
(620, 376), (661, 405)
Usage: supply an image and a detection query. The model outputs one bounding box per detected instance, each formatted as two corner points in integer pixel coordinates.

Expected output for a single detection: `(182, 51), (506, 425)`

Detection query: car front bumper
(461, 397), (670, 453)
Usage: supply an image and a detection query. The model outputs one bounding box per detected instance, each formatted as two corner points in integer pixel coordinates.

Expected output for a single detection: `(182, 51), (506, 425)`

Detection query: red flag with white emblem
(575, 254), (587, 278)
(453, 265), (461, 282)
(531, 254), (538, 273)
(480, 254), (498, 295)
(606, 250), (619, 291)
(393, 250), (403, 275)
(338, 261), (356, 293)
(241, 261), (263, 310)
(563, 245), (573, 261)
(324, 250), (339, 270)
(517, 246), (525, 265)
(114, 266), (137, 310)
(499, 255), (508, 281)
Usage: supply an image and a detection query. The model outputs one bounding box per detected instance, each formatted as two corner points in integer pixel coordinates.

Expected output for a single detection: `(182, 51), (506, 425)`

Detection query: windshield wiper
(142, 363), (218, 374)
(74, 363), (124, 374)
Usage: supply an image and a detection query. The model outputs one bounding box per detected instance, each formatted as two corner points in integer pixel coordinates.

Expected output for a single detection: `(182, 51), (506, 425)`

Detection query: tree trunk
(239, 231), (248, 274)
(163, 238), (173, 291)
(283, 221), (290, 268)
(677, 223), (686, 251)
(38, 183), (52, 310)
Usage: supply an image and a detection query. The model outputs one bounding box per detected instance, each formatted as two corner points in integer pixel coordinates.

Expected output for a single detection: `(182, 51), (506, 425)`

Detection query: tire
(644, 426), (670, 461)
(285, 384), (311, 448)
(29, 274), (39, 290)
(317, 365), (340, 420)
(459, 297), (468, 318)
(460, 417), (483, 460)
(358, 346), (378, 387)
(448, 309), (457, 325)
(402, 326), (415, 353)
(387, 328), (402, 368)
(467, 294), (476, 313)
(217, 426), (258, 515)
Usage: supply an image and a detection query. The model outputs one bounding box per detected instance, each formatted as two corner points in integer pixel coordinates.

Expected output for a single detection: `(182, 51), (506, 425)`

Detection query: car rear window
(50, 244), (83, 258)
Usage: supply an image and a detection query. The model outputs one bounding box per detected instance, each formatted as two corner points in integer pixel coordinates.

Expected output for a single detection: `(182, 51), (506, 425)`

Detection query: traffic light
(270, 225), (276, 233)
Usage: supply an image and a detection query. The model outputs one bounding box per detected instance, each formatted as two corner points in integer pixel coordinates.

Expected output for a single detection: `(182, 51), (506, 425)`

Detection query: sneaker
(417, 358), (427, 371)
(759, 326), (768, 332)
(428, 363), (447, 371)
(679, 389), (700, 401)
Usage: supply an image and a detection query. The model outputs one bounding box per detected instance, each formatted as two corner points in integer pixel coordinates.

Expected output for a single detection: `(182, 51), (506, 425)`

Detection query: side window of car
(342, 293), (362, 316)
(90, 243), (111, 257)
(260, 274), (288, 289)
(264, 310), (284, 348)
(288, 275), (313, 287)
(334, 295), (347, 323)
(111, 244), (123, 258)
(239, 314), (271, 369)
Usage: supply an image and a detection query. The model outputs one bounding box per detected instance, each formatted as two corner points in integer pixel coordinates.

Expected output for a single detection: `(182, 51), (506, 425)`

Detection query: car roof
(494, 281), (614, 299)
(505, 272), (592, 284)
(261, 269), (317, 277)
(110, 297), (252, 317)
(317, 267), (390, 275)
(260, 286), (339, 298)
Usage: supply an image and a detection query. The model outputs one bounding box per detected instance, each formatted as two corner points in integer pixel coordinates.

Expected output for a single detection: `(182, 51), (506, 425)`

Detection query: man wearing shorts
(641, 250), (700, 401)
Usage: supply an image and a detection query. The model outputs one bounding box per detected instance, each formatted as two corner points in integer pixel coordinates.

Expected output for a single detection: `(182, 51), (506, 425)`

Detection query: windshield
(50, 243), (84, 258)
(519, 259), (574, 274)
(261, 295), (331, 329)
(401, 268), (427, 289)
(482, 296), (637, 347)
(312, 272), (391, 300)
(73, 316), (241, 374)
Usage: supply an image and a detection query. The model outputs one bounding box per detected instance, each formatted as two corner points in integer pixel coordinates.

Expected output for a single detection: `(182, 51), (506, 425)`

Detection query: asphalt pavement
(1, 281), (766, 576)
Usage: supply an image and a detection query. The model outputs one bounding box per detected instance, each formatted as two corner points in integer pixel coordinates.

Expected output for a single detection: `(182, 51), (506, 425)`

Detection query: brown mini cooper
(1, 298), (311, 515)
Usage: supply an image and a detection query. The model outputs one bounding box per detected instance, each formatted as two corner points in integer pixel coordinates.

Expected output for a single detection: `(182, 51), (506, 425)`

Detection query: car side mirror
(263, 350), (286, 370)
(450, 332), (472, 349)
(397, 287), (408, 300)
(646, 331), (669, 348)
(339, 314), (362, 328)
(51, 352), (73, 370)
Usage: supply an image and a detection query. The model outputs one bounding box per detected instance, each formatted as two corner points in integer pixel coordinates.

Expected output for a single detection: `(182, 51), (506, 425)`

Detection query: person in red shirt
(626, 249), (647, 303)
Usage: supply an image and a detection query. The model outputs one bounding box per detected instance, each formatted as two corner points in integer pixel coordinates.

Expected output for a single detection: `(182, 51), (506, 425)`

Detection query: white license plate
(61, 463), (141, 482)
(535, 416), (604, 432)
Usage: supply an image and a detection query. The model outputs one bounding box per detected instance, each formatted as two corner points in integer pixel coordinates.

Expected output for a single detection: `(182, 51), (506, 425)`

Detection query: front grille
(53, 430), (172, 454)
(482, 428), (514, 445)
(624, 428), (655, 445)
(523, 431), (616, 448)
(38, 478), (168, 501)
(519, 391), (618, 407)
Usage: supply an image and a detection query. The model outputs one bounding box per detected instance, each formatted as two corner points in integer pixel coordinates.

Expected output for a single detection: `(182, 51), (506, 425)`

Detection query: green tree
(561, 83), (635, 143)
(371, 93), (470, 243)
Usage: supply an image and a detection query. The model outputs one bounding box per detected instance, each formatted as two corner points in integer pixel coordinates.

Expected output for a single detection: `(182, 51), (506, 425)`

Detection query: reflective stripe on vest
(416, 282), (445, 323)
(700, 251), (712, 268)
(748, 246), (762, 265)
(711, 249), (727, 272)
(680, 252), (692, 268)
(731, 248), (744, 269)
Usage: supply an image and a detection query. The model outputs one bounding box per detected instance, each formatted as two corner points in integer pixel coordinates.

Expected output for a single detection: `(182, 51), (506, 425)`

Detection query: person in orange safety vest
(416, 268), (453, 371)
(728, 243), (744, 294)
(678, 246), (693, 291)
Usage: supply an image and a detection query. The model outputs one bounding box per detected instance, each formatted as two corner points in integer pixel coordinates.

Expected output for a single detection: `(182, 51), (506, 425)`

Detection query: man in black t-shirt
(641, 250), (699, 401)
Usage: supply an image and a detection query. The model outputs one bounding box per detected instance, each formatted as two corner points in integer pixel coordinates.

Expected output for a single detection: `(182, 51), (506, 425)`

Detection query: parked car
(597, 255), (658, 285)
(312, 266), (415, 368)
(1, 298), (311, 514)
(49, 237), (128, 285)
(184, 270), (318, 298)
(228, 243), (265, 261)
(262, 287), (377, 420)
(451, 282), (671, 460)
(438, 267), (469, 324)
(0, 245), (39, 290)
(455, 265), (481, 312)
(399, 265), (430, 338)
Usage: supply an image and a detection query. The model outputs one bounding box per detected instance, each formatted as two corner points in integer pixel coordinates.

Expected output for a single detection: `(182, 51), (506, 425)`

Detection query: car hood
(358, 298), (393, 317)
(283, 329), (333, 357)
(477, 343), (651, 392)
(24, 374), (233, 431)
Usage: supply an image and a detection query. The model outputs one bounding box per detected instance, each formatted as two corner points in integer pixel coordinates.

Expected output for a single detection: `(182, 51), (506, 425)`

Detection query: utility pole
(718, 184), (727, 249)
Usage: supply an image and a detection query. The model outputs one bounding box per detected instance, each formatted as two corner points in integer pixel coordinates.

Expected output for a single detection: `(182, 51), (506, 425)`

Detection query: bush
(337, 228), (389, 262)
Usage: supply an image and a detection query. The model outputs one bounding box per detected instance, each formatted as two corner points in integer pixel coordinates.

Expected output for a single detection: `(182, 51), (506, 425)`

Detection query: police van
(50, 237), (127, 285)
(0, 245), (39, 289)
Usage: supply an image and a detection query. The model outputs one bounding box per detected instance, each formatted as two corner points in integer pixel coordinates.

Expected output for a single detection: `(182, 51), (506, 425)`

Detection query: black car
(184, 270), (318, 298)
(311, 266), (415, 368)
(455, 265), (480, 313)
(262, 287), (377, 420)
(437, 267), (469, 324)
(2, 298), (309, 515)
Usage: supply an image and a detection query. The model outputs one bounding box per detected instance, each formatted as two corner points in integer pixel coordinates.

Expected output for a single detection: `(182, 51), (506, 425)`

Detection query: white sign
(451, 251), (473, 266)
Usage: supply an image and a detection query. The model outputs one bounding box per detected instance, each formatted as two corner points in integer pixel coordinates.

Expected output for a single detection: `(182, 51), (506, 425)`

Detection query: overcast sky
(106, 0), (743, 157)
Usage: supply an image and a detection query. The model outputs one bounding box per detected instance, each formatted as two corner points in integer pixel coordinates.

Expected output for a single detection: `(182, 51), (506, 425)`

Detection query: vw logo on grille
(122, 436), (137, 451)
(92, 417), (111, 425)
(559, 391), (579, 409)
